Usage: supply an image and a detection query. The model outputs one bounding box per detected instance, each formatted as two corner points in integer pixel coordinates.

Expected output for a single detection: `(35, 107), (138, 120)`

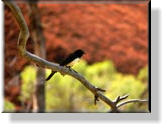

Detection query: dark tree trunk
(28, 1), (46, 112)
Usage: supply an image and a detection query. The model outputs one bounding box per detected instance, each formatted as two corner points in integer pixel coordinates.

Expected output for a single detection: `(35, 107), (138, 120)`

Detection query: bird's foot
(66, 66), (72, 71)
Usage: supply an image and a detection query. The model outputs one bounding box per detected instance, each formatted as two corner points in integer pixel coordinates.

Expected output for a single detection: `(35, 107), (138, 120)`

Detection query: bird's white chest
(67, 58), (80, 67)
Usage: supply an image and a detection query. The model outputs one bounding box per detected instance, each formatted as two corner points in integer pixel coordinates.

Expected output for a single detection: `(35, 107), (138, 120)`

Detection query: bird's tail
(45, 71), (57, 81)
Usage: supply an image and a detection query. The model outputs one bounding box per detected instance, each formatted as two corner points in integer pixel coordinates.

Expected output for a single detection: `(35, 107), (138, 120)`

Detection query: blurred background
(4, 2), (148, 112)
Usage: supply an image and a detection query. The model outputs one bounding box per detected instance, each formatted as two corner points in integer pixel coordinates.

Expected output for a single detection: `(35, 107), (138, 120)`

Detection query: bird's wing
(60, 53), (76, 66)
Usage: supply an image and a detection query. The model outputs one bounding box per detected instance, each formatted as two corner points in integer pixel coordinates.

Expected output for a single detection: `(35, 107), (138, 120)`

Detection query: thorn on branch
(114, 94), (129, 104)
(115, 96), (120, 104)
(96, 87), (106, 92)
(94, 87), (106, 105)
(94, 94), (99, 105)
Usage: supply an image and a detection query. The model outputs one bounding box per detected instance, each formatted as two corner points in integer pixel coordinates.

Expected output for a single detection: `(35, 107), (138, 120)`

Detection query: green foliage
(19, 60), (148, 112)
(20, 66), (36, 102)
(106, 73), (147, 111)
(4, 100), (15, 112)
(45, 60), (148, 112)
(137, 66), (148, 82)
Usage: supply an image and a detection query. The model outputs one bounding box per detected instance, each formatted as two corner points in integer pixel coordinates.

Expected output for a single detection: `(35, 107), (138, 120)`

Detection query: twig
(4, 0), (148, 112)
(114, 94), (129, 104)
(117, 99), (148, 109)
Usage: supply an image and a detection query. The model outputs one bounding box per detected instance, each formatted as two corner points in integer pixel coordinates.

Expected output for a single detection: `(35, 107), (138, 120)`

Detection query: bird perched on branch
(46, 49), (85, 81)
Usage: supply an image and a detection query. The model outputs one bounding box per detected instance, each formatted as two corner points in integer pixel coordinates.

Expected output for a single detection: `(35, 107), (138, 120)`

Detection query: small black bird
(46, 49), (85, 81)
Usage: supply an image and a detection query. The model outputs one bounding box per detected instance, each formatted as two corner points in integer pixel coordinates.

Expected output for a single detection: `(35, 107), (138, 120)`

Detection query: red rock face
(4, 3), (148, 107)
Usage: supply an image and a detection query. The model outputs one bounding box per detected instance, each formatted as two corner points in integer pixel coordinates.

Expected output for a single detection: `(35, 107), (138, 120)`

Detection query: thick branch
(4, 0), (148, 112)
(3, 0), (29, 56)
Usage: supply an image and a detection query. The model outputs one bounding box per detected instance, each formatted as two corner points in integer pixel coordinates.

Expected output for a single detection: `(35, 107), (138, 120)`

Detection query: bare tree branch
(4, 0), (148, 112)
(117, 99), (148, 109)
